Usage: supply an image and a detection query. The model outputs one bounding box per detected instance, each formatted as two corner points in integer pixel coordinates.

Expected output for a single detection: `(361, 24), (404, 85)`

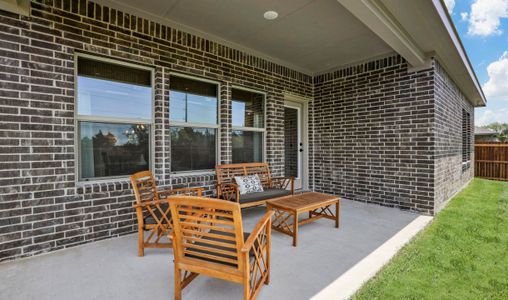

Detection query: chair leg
(265, 225), (271, 285)
(174, 266), (182, 300)
(243, 279), (251, 300)
(138, 227), (144, 257)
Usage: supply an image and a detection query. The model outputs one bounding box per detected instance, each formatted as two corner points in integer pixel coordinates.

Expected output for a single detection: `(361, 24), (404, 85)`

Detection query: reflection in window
(76, 56), (153, 180)
(169, 76), (218, 172)
(79, 122), (150, 179)
(77, 76), (152, 120)
(169, 76), (217, 124)
(232, 89), (264, 128)
(232, 130), (263, 163)
(171, 127), (216, 172)
(232, 88), (265, 163)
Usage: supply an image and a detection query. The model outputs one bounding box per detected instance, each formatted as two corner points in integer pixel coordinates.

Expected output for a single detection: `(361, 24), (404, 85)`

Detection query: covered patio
(0, 199), (429, 300)
(0, 0), (484, 298)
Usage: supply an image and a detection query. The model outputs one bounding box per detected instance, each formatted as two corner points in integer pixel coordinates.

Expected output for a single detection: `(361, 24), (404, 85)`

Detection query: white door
(284, 100), (307, 190)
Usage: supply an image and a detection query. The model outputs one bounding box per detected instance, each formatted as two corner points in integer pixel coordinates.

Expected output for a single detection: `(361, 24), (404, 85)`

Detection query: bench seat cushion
(237, 188), (291, 204)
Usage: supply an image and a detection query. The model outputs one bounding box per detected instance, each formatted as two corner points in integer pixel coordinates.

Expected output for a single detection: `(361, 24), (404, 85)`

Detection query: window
(462, 109), (471, 167)
(76, 56), (153, 180)
(231, 88), (265, 163)
(169, 76), (218, 172)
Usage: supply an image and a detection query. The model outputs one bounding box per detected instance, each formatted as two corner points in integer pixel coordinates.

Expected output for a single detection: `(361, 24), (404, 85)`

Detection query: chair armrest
(217, 183), (240, 202)
(241, 210), (274, 253)
(159, 187), (204, 197)
(132, 198), (170, 208)
(270, 176), (295, 194)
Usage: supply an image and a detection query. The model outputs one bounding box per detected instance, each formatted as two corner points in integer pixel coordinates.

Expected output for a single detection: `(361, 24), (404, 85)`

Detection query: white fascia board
(337, 0), (428, 68)
(432, 0), (486, 106)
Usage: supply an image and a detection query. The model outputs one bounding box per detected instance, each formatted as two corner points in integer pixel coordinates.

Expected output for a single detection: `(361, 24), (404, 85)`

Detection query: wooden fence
(475, 143), (508, 181)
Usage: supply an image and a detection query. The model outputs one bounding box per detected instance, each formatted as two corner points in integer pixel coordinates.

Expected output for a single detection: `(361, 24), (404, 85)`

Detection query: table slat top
(266, 192), (339, 211)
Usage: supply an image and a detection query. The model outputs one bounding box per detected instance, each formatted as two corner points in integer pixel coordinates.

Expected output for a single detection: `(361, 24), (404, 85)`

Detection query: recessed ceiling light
(263, 11), (278, 20)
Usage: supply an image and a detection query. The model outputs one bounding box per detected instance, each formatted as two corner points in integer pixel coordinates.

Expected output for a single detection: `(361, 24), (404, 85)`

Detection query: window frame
(74, 53), (155, 182)
(462, 109), (472, 171)
(231, 85), (267, 163)
(169, 72), (221, 174)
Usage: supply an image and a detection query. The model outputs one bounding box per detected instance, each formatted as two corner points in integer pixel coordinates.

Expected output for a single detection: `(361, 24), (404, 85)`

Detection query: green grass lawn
(354, 178), (508, 300)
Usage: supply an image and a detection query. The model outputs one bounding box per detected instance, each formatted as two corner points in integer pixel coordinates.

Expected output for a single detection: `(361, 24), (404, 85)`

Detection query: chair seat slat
(183, 236), (238, 250)
(179, 221), (236, 234)
(179, 214), (235, 226)
(183, 250), (238, 265)
(181, 228), (236, 242)
(182, 242), (238, 257)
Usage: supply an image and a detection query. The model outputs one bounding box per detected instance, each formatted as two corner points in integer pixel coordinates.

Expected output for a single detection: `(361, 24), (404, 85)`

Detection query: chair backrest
(215, 162), (272, 187)
(169, 196), (246, 271)
(130, 170), (160, 204)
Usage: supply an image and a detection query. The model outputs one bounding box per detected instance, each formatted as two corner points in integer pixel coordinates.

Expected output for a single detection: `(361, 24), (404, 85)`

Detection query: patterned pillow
(234, 175), (264, 195)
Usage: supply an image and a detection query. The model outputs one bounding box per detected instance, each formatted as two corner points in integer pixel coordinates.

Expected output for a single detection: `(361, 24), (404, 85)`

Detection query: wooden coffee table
(266, 192), (340, 246)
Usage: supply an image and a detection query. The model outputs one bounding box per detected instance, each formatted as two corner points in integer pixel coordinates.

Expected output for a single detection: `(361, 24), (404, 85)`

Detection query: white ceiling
(100, 0), (394, 74)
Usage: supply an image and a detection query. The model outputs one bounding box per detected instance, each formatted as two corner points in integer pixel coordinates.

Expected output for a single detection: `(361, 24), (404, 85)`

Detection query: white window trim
(231, 85), (267, 163)
(74, 53), (155, 183)
(169, 73), (221, 174)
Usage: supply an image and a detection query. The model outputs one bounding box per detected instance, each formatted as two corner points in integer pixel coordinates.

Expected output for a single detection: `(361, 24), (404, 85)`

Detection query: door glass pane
(232, 89), (264, 128)
(232, 131), (263, 163)
(284, 107), (298, 178)
(79, 122), (150, 180)
(77, 76), (152, 120)
(171, 127), (216, 172)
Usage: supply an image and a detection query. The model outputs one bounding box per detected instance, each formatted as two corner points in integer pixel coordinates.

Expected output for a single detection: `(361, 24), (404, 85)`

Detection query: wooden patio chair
(130, 171), (204, 256)
(169, 196), (274, 300)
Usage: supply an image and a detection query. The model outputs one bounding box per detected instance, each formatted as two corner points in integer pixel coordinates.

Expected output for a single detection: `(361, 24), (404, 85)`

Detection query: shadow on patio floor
(0, 199), (419, 300)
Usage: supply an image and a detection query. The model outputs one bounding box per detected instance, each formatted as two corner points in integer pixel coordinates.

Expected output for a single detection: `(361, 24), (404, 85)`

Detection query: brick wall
(0, 0), (312, 261)
(434, 61), (474, 212)
(0, 0), (476, 262)
(311, 56), (436, 214)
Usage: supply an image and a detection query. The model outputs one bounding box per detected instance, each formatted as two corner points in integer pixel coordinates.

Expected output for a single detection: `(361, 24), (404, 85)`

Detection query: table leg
(335, 201), (340, 228)
(292, 212), (298, 247)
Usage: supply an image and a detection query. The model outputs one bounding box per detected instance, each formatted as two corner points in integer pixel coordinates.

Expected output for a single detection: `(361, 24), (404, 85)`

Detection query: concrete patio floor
(0, 199), (426, 300)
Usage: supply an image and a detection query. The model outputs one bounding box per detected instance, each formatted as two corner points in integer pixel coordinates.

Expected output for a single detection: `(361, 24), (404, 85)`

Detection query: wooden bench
(215, 162), (294, 208)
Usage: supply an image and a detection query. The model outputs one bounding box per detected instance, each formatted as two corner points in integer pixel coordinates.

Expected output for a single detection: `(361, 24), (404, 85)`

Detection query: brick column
(219, 82), (232, 164)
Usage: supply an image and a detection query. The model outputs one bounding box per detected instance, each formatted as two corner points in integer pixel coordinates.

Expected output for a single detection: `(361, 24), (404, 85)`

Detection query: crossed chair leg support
(137, 203), (173, 257)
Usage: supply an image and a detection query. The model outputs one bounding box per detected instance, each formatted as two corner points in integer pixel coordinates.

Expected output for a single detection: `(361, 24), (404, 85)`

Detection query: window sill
(171, 170), (215, 177)
(76, 177), (132, 195)
(77, 176), (130, 186)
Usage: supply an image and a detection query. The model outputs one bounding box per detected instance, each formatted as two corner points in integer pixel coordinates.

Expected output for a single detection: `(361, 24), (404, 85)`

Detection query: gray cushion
(237, 188), (291, 204)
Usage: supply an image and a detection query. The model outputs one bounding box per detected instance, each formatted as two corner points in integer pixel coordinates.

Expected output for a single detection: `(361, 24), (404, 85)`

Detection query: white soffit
(0, 0), (29, 16)
(92, 0), (485, 106)
(93, 0), (393, 74)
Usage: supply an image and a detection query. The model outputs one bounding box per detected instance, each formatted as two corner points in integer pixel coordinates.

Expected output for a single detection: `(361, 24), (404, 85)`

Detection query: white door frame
(284, 93), (310, 191)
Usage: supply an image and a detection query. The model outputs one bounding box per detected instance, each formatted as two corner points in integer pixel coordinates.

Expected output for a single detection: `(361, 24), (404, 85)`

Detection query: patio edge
(310, 215), (434, 300)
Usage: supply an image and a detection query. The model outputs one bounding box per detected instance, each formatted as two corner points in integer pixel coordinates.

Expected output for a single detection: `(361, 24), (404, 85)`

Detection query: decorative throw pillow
(234, 175), (264, 195)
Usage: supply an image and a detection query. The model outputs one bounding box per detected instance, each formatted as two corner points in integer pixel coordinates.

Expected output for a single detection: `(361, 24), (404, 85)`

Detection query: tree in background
(486, 123), (508, 142)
